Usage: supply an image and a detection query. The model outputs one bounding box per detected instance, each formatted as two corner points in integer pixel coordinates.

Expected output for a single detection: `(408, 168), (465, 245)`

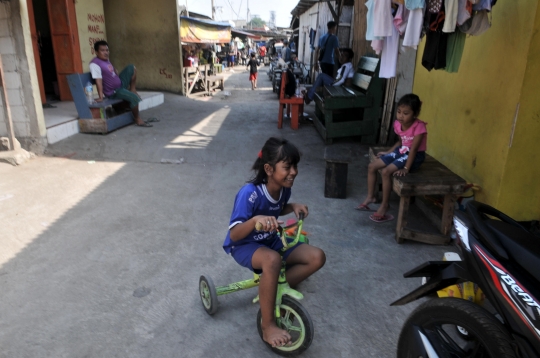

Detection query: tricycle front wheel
(256, 296), (314, 356)
(199, 275), (218, 315)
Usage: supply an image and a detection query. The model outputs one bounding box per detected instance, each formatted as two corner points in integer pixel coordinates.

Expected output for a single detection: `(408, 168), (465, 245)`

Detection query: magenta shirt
(394, 119), (428, 152)
(90, 57), (122, 97)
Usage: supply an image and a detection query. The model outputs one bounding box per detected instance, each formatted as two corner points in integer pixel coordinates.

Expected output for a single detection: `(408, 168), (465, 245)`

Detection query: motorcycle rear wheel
(397, 298), (517, 358)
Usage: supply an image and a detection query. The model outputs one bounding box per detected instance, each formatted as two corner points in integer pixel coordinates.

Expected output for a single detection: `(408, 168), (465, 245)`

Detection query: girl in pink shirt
(357, 94), (427, 222)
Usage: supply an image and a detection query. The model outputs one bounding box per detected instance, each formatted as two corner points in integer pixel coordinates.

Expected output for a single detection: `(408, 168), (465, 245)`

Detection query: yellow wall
(75, 0), (107, 70)
(412, 1), (539, 221)
(103, 0), (183, 92)
(498, 3), (540, 220)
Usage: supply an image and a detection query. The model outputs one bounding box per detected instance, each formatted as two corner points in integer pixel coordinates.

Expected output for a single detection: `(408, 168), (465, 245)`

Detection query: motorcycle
(391, 201), (540, 357)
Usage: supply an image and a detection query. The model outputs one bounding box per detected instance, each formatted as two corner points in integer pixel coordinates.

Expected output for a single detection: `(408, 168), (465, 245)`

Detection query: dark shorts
(380, 147), (426, 171)
(230, 236), (303, 274)
(110, 64), (141, 109)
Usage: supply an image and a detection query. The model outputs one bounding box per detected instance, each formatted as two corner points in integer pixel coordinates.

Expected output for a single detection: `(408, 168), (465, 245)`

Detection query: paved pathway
(0, 66), (454, 357)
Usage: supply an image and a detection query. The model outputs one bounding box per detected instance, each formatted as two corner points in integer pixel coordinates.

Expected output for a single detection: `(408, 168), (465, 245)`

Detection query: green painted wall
(103, 0), (182, 92)
(412, 1), (539, 221)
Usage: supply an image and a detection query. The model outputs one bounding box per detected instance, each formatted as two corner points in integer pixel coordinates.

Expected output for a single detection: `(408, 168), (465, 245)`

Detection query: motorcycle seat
(485, 219), (540, 282)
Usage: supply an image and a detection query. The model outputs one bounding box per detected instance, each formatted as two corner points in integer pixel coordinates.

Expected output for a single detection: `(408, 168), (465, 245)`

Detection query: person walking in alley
(247, 52), (259, 90)
(90, 41), (152, 127)
(314, 21), (340, 77)
(222, 137), (326, 348)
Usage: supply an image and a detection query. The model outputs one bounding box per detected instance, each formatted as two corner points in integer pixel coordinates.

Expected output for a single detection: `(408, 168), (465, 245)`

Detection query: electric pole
(247, 0), (250, 29)
(211, 0), (215, 20)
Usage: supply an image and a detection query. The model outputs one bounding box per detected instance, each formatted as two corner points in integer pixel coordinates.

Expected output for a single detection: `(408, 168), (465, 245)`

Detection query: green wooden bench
(314, 56), (384, 144)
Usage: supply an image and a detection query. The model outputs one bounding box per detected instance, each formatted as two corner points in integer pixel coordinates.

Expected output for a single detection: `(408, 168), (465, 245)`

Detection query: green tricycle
(199, 214), (314, 356)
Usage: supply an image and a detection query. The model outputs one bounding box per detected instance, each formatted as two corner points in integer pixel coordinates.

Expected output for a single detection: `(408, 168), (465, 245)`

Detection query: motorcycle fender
(390, 261), (471, 306)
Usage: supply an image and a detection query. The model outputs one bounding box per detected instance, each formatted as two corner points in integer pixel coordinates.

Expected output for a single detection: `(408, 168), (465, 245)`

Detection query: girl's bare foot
(262, 324), (291, 347)
(374, 203), (389, 217)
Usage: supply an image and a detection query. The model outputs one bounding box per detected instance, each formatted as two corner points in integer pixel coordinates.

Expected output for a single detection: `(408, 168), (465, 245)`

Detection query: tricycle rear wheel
(199, 275), (218, 315)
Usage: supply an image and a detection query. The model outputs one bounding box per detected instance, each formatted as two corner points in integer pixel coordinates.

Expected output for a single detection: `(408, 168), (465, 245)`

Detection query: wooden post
(395, 196), (410, 244)
(0, 55), (16, 151)
(441, 194), (456, 236)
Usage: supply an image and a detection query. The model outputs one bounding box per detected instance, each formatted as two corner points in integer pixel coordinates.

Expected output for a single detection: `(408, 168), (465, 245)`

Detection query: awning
(180, 16), (231, 43)
(231, 29), (262, 39)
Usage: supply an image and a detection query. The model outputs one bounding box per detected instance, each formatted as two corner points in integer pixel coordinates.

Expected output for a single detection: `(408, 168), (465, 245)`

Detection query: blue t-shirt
(223, 183), (291, 254)
(318, 33), (339, 64)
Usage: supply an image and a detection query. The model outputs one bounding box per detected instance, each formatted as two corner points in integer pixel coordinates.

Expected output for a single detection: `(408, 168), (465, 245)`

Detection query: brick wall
(0, 1), (47, 153)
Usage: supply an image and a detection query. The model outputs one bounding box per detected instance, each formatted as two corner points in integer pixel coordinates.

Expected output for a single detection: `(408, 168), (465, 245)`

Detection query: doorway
(27, 0), (82, 103)
(32, 0), (58, 104)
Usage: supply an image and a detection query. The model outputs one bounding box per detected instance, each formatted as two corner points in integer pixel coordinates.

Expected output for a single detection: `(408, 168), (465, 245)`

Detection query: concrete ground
(0, 67), (456, 358)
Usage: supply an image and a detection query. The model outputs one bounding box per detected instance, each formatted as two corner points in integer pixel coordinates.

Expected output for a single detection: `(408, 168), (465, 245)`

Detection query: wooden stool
(324, 145), (352, 199)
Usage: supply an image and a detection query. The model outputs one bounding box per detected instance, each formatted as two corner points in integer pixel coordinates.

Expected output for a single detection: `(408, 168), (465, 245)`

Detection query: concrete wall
(75, 0), (107, 70)
(412, 0), (539, 220)
(103, 0), (183, 93)
(0, 0), (46, 153)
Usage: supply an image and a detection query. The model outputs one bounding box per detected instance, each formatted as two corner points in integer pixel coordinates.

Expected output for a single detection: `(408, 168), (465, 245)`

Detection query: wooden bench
(369, 147), (467, 245)
(183, 64), (224, 97)
(314, 57), (384, 144)
(278, 69), (304, 130)
(67, 72), (134, 134)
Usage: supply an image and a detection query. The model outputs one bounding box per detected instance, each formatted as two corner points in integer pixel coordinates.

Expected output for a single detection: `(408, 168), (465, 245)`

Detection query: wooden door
(47, 0), (82, 101)
(27, 0), (46, 104)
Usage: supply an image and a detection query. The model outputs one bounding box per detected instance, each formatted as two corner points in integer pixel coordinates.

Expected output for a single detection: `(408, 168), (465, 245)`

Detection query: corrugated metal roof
(291, 0), (321, 17)
(290, 0), (355, 17)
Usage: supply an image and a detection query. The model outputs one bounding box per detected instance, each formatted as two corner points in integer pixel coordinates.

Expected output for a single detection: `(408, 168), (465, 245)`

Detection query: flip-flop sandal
(145, 117), (160, 123)
(354, 204), (376, 212)
(136, 122), (153, 127)
(369, 214), (395, 223)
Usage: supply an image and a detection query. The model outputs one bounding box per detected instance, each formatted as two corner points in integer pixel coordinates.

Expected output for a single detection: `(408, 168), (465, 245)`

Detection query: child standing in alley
(223, 137), (326, 347)
(356, 94), (427, 223)
(247, 52), (259, 90)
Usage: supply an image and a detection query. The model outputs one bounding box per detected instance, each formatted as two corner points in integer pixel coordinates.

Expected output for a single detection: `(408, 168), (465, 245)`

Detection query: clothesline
(366, 0), (495, 78)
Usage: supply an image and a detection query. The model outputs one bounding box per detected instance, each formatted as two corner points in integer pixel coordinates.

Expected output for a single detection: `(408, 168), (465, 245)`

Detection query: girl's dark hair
(397, 93), (422, 116)
(249, 137), (301, 185)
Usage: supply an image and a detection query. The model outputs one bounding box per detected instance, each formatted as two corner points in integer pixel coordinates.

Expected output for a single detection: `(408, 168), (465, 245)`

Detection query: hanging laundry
(373, 0), (395, 37)
(380, 25), (400, 78)
(403, 8), (424, 48)
(442, 0), (459, 32)
(445, 30), (466, 72)
(422, 12), (448, 70)
(366, 0), (376, 40)
(405, 0), (425, 10)
(457, 0), (472, 25)
(473, 0), (491, 11)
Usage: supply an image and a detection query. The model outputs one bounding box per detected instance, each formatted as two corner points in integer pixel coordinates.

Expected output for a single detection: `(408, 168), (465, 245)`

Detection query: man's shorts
(380, 147), (426, 171)
(249, 72), (258, 81)
(110, 64), (141, 109)
(230, 236), (303, 274)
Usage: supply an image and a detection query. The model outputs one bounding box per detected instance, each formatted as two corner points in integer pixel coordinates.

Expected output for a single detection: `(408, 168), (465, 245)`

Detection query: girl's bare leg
(375, 164), (399, 217)
(284, 244), (325, 288)
(251, 247), (291, 347)
(360, 159), (387, 206)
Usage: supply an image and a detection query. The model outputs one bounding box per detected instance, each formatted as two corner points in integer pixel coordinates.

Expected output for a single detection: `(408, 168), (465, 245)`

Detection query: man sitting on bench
(89, 40), (151, 128)
(303, 48), (355, 105)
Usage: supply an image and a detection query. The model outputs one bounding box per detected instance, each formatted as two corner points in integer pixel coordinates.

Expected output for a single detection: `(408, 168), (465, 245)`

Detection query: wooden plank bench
(314, 56), (385, 144)
(369, 147), (467, 245)
(67, 72), (134, 134)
